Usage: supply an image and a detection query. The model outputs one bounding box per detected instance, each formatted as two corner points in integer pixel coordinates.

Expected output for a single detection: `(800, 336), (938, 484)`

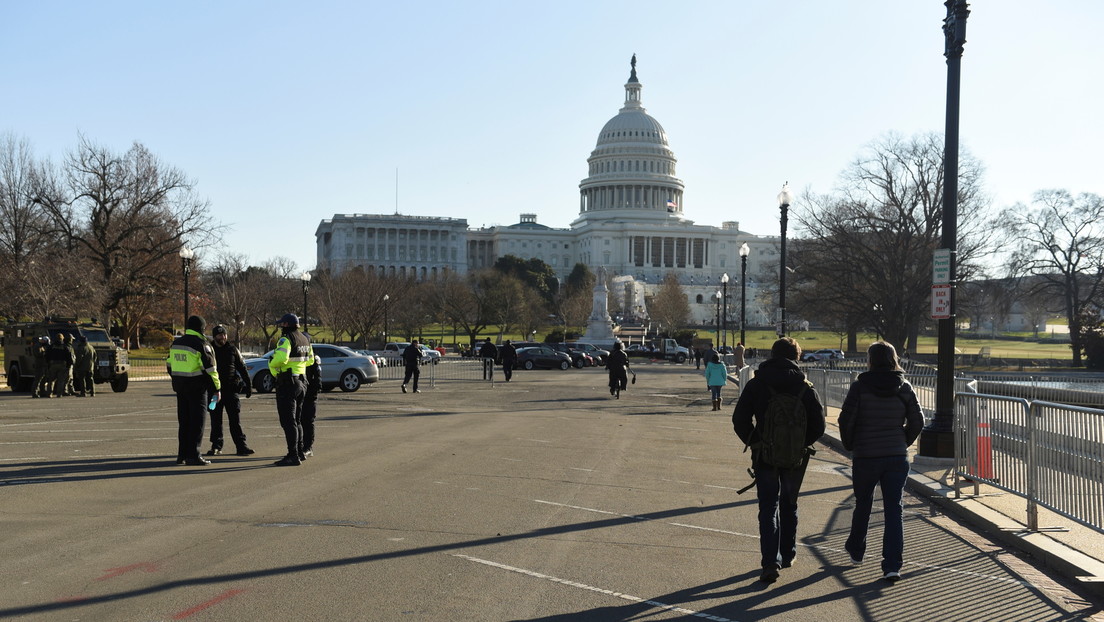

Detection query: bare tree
(1002, 189), (1104, 365)
(30, 136), (219, 331)
(650, 273), (691, 334)
(792, 132), (994, 351)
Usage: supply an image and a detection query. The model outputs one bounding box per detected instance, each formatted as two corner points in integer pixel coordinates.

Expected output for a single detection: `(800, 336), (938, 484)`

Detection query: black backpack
(757, 384), (810, 469)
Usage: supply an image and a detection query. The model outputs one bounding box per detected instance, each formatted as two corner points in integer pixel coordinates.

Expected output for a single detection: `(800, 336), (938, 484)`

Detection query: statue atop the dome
(629, 53), (638, 81)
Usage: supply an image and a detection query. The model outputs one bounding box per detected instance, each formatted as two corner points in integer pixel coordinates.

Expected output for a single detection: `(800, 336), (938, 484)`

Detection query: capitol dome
(578, 56), (684, 220)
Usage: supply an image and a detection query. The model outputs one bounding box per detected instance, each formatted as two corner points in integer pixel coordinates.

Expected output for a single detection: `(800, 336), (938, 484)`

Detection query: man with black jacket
(206, 325), (254, 456)
(478, 338), (498, 381)
(401, 339), (423, 393)
(732, 337), (825, 583)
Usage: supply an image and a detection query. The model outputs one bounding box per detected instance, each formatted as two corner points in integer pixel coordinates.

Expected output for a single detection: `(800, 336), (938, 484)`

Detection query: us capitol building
(316, 58), (780, 325)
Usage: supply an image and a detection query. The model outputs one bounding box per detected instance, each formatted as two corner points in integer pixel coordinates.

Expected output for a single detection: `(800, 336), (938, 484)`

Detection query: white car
(802, 349), (845, 362)
(244, 343), (379, 393)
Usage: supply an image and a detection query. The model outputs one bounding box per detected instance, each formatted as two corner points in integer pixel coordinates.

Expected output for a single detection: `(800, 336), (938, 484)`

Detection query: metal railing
(955, 393), (1104, 534)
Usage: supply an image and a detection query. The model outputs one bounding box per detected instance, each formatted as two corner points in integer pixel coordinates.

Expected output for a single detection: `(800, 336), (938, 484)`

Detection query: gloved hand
(245, 386), (252, 399)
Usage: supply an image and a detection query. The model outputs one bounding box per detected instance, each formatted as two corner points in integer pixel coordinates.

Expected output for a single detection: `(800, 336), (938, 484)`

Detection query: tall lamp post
(178, 246), (194, 329)
(383, 294), (390, 341)
(777, 183), (794, 337)
(714, 290), (722, 348)
(920, 0), (971, 459)
(721, 273), (730, 350)
(739, 242), (750, 345)
(300, 271), (312, 333)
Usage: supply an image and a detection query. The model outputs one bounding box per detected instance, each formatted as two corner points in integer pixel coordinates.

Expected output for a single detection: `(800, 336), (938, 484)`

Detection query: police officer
(206, 325), (255, 456)
(74, 335), (97, 397)
(167, 315), (220, 466)
(301, 354), (322, 457)
(400, 339), (423, 393)
(270, 313), (314, 466)
(45, 333), (74, 398)
(31, 336), (50, 398)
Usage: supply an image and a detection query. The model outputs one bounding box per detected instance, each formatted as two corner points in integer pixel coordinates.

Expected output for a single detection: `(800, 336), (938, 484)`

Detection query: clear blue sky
(2, 1), (1100, 272)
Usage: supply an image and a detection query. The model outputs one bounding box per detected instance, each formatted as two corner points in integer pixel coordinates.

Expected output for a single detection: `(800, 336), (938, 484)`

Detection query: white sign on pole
(931, 284), (952, 319)
(933, 249), (952, 285)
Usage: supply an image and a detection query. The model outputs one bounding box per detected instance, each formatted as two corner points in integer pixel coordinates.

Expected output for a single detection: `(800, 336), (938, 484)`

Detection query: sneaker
(758, 567), (780, 583)
(401, 384), (407, 393)
(302, 448), (313, 457)
(849, 555), (863, 565)
(273, 456), (301, 467)
(883, 571), (901, 583)
(413, 389), (421, 393)
(780, 558), (795, 569)
(235, 447), (256, 456)
(183, 458), (211, 466)
(206, 448), (222, 456)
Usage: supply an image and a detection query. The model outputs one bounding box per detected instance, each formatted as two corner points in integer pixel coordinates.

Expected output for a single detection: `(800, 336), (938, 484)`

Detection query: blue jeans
(755, 463), (807, 569)
(709, 385), (722, 400)
(846, 455), (909, 573)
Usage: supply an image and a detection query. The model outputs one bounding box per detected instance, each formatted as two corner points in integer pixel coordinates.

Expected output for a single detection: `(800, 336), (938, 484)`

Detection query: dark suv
(548, 343), (594, 368)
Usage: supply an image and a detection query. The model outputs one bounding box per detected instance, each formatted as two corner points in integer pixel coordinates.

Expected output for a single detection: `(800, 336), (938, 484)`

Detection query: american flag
(666, 199), (677, 208)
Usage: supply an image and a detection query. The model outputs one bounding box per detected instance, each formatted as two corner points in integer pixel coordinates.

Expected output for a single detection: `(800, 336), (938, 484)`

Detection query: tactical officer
(31, 336), (50, 398)
(167, 315), (221, 466)
(45, 333), (74, 398)
(269, 313), (314, 466)
(63, 333), (77, 395)
(206, 325), (255, 456)
(74, 335), (97, 397)
(301, 354), (322, 457)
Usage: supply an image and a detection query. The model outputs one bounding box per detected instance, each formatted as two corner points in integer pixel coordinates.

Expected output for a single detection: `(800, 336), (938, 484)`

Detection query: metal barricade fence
(954, 393), (1104, 534)
(379, 358), (489, 385)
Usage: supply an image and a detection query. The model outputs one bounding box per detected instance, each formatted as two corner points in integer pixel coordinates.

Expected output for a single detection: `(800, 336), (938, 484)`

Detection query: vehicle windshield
(79, 328), (110, 342)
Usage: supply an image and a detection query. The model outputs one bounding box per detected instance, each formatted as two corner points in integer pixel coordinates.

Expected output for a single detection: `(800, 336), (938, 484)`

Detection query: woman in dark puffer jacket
(838, 341), (924, 583)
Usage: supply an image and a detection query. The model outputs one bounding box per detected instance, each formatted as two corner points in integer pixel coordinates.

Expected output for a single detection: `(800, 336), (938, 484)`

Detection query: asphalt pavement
(1, 363), (1102, 621)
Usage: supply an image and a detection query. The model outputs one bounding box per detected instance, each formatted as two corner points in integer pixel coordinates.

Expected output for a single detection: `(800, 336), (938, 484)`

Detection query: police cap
(277, 313), (299, 328)
(212, 325), (227, 337)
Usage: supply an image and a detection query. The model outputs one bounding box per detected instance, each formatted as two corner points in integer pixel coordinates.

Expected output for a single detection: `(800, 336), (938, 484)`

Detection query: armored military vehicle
(3, 318), (130, 392)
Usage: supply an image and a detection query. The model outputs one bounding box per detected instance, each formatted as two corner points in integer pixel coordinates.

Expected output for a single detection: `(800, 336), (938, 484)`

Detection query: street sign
(933, 249), (952, 285)
(931, 284), (952, 319)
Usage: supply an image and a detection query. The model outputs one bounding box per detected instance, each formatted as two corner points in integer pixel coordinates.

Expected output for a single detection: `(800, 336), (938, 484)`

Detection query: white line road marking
(569, 467), (595, 472)
(538, 500), (1041, 589)
(452, 554), (738, 622)
(518, 438), (551, 443)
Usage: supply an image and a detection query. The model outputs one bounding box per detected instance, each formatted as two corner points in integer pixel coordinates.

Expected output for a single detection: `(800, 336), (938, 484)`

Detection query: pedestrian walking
(839, 341), (924, 583)
(45, 333), (74, 398)
(73, 335), (96, 397)
(206, 325), (255, 456)
(694, 346), (703, 370)
(734, 342), (746, 369)
(270, 313), (314, 467)
(500, 339), (517, 382)
(401, 339), (423, 393)
(31, 336), (50, 398)
(605, 341), (630, 398)
(301, 353), (322, 457)
(732, 337), (825, 583)
(479, 338), (498, 380)
(704, 352), (727, 411)
(167, 315), (221, 466)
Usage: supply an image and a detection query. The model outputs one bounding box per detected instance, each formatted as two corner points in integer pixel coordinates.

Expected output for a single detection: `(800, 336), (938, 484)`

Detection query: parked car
(245, 343), (379, 393)
(801, 348), (845, 362)
(355, 349), (388, 367)
(567, 342), (609, 365)
(625, 344), (652, 357)
(548, 342), (594, 368)
(514, 346), (572, 370)
(418, 344), (441, 363)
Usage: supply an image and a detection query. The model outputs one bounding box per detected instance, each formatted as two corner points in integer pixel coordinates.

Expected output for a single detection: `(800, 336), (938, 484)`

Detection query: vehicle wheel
(255, 370), (275, 394)
(559, 361), (570, 370)
(523, 360), (535, 370)
(574, 359), (585, 369)
(110, 372), (129, 393)
(8, 363), (28, 392)
(675, 353), (687, 364)
(339, 370), (362, 392)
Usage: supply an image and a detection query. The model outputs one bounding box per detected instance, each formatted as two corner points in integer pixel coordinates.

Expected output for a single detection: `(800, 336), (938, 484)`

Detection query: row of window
(589, 159), (673, 175)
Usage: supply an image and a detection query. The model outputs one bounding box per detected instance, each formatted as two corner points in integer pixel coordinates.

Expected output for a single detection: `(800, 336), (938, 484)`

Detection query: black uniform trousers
(209, 390), (246, 451)
(302, 390), (318, 451)
(403, 363), (420, 391)
(175, 389), (207, 462)
(275, 375), (306, 458)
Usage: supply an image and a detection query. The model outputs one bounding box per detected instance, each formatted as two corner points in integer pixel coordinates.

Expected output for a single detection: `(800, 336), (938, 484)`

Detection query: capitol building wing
(316, 58), (779, 325)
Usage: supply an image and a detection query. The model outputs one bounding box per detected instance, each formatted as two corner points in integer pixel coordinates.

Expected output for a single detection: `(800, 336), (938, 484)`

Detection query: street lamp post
(300, 271), (312, 333)
(383, 294), (390, 341)
(178, 246), (194, 330)
(920, 0), (971, 460)
(714, 290), (722, 348)
(721, 273), (730, 350)
(739, 242), (750, 345)
(777, 183), (794, 337)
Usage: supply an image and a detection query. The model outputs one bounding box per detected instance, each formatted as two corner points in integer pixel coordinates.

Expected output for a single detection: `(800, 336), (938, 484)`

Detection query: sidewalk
(818, 403), (1104, 598)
